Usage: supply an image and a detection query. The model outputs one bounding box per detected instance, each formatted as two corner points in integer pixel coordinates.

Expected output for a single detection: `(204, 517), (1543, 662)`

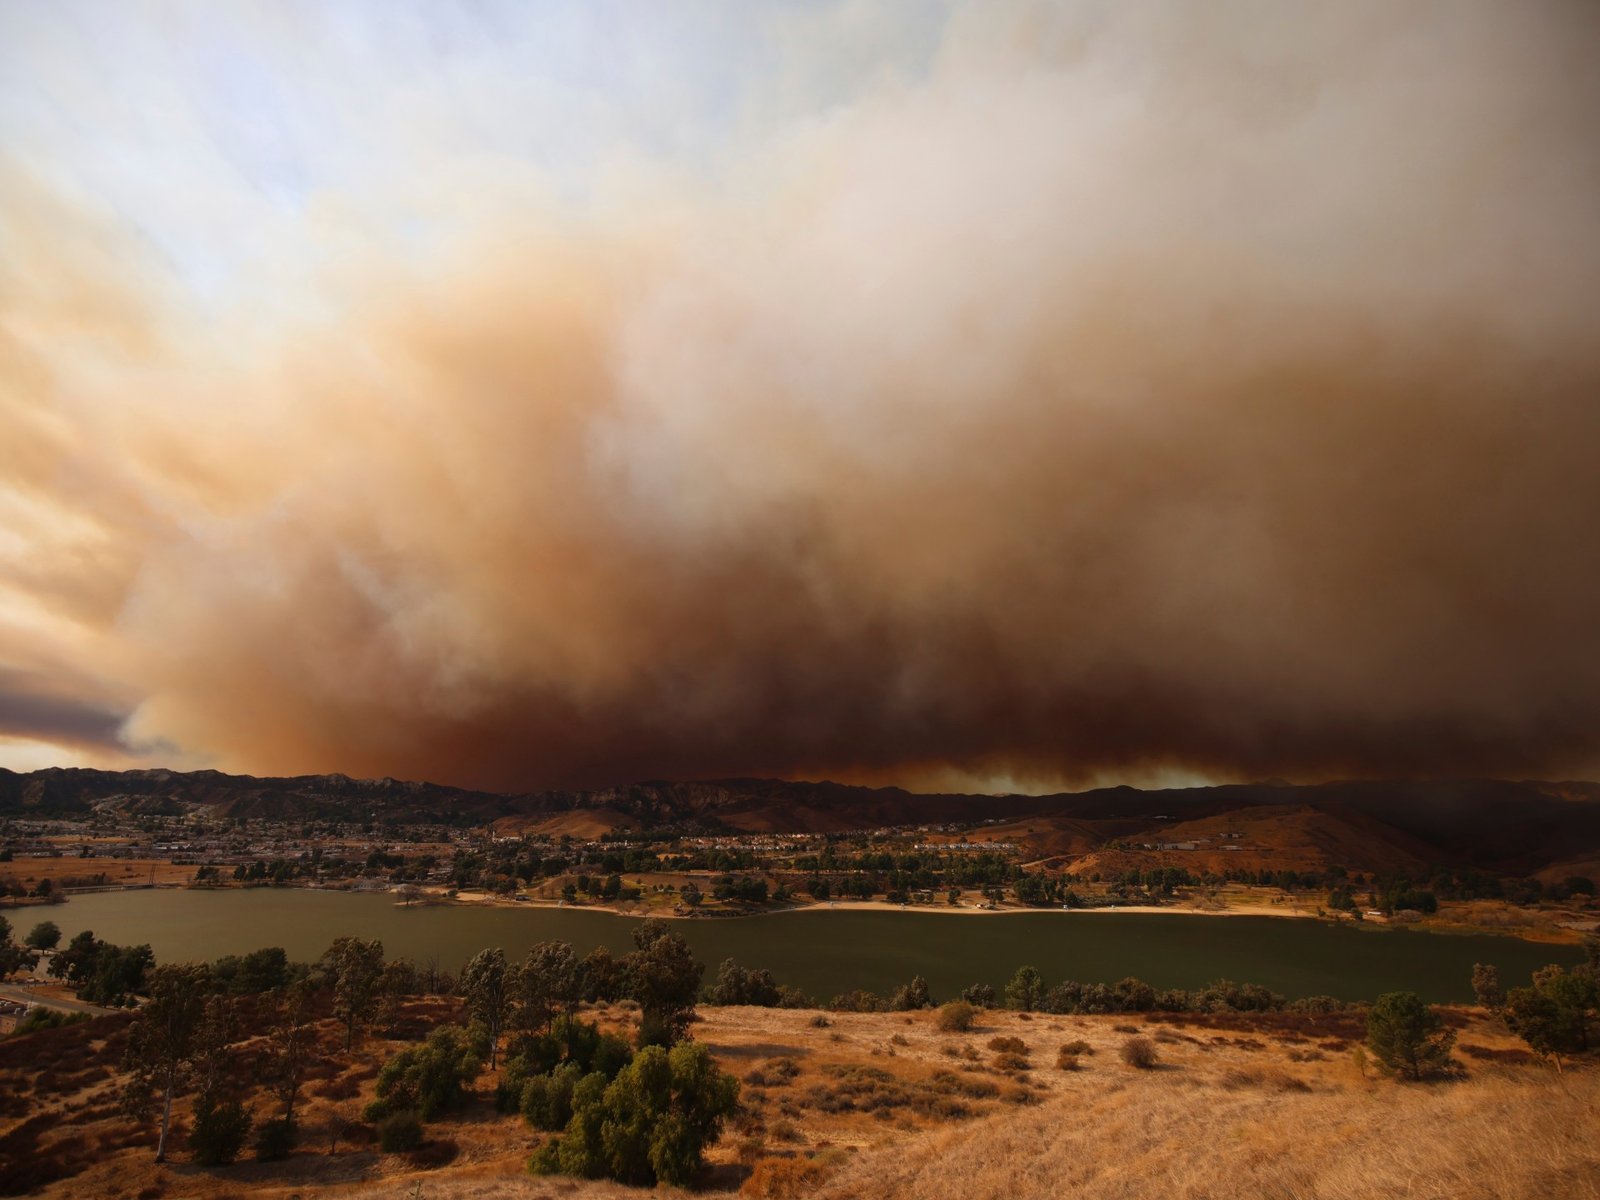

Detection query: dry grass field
(1, 999), (1595, 1200)
(1, 856), (196, 889)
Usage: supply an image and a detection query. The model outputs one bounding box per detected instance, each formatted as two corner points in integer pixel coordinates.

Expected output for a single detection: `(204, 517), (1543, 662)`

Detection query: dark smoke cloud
(3, 1), (1600, 790)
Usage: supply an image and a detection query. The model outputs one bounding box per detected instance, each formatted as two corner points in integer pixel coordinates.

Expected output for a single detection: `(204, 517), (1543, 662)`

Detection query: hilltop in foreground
(3, 998), (1596, 1200)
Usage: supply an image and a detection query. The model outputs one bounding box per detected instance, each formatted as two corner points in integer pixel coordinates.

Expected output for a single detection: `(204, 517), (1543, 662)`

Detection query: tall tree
(625, 920), (703, 1047)
(120, 964), (211, 1162)
(265, 978), (318, 1128)
(321, 937), (385, 1052)
(461, 948), (511, 1069)
(0, 914), (37, 977)
(516, 940), (580, 1036)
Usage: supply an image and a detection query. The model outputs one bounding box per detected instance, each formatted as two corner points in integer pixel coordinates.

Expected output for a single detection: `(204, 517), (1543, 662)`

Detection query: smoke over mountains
(2, 2), (1599, 791)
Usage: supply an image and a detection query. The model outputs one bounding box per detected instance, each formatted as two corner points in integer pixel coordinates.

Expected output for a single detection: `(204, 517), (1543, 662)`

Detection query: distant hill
(3, 767), (1599, 879)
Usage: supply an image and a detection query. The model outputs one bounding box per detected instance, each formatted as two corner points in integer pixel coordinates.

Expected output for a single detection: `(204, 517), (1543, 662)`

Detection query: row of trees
(1473, 937), (1599, 1068)
(1365, 937), (1600, 1081)
(457, 920), (705, 1068)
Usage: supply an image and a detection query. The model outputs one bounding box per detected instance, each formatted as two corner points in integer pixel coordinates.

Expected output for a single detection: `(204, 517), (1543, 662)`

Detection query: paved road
(0, 982), (115, 1016)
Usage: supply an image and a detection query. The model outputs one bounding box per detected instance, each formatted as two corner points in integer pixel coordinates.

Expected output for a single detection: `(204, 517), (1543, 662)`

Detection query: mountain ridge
(3, 767), (1600, 877)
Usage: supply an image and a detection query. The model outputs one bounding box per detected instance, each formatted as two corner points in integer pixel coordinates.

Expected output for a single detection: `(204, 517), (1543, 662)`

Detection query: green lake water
(50, 889), (1583, 1004)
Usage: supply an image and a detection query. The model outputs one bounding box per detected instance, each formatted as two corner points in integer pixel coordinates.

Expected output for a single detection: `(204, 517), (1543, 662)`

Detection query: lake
(49, 889), (1584, 1004)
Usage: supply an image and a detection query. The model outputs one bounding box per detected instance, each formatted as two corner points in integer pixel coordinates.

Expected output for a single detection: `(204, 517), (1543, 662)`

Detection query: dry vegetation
(1, 1000), (1595, 1200)
(1, 856), (197, 889)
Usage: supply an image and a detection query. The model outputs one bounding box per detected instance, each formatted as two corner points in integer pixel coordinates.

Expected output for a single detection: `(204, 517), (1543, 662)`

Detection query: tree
(0, 914), (37, 977)
(625, 921), (703, 1047)
(121, 964), (212, 1161)
(1004, 965), (1047, 1011)
(51, 930), (152, 1003)
(580, 946), (622, 1004)
(321, 937), (384, 1052)
(890, 975), (933, 1011)
(679, 882), (702, 908)
(531, 1040), (738, 1187)
(1471, 962), (1503, 1010)
(187, 995), (253, 1166)
(364, 1025), (486, 1122)
(25, 920), (61, 951)
(708, 958), (781, 1007)
(264, 978), (317, 1132)
(462, 948), (511, 1068)
(190, 1095), (252, 1166)
(1501, 963), (1598, 1067)
(1365, 991), (1455, 1080)
(516, 941), (582, 1036)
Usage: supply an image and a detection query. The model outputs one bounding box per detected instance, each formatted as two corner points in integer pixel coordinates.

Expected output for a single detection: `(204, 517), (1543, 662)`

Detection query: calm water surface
(53, 889), (1583, 1004)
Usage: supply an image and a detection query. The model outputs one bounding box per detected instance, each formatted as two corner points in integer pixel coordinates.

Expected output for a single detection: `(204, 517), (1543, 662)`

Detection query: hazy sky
(2, 1), (1599, 793)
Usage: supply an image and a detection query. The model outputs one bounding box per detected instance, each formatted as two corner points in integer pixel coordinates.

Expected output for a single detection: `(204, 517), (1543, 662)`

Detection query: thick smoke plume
(3, 1), (1600, 790)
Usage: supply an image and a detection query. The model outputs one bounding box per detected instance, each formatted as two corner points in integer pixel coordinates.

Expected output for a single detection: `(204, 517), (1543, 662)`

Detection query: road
(0, 982), (116, 1017)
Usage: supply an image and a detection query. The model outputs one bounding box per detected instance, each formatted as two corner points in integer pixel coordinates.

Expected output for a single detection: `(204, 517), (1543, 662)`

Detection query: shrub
(407, 1137), (460, 1168)
(530, 1040), (739, 1187)
(377, 1111), (423, 1153)
(1061, 1039), (1093, 1056)
(744, 1057), (800, 1087)
(1120, 1037), (1159, 1069)
(189, 1097), (252, 1165)
(889, 976), (933, 1011)
(365, 1025), (485, 1121)
(741, 1155), (834, 1198)
(937, 1001), (976, 1032)
(520, 1062), (589, 1131)
(1365, 991), (1455, 1080)
(986, 1035), (1026, 1054)
(253, 1117), (296, 1162)
(809, 1014), (832, 1028)
(961, 983), (997, 1008)
(709, 959), (783, 1007)
(829, 990), (885, 1013)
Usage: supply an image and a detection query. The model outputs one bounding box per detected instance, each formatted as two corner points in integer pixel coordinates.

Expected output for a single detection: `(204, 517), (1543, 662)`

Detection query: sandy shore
(429, 890), (1317, 922)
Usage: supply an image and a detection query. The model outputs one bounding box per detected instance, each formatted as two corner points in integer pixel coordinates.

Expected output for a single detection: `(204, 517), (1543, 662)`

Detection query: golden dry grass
(2, 855), (196, 887)
(807, 1060), (1600, 1200)
(3, 1001), (1595, 1200)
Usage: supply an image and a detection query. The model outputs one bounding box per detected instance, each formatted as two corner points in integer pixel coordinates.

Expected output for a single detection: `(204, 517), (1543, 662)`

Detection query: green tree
(461, 947), (511, 1068)
(1501, 963), (1598, 1067)
(579, 946), (622, 1003)
(321, 936), (384, 1052)
(365, 1025), (486, 1122)
(1365, 991), (1455, 1080)
(624, 921), (703, 1047)
(0, 914), (37, 976)
(51, 930), (152, 1003)
(120, 964), (212, 1161)
(25, 920), (61, 951)
(531, 1040), (738, 1187)
(1004, 965), (1046, 1011)
(890, 975), (933, 1011)
(264, 978), (317, 1131)
(516, 940), (582, 1038)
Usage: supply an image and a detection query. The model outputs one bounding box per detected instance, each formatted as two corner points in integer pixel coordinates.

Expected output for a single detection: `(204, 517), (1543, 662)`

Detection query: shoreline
(423, 891), (1589, 942)
(434, 890), (1318, 922)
